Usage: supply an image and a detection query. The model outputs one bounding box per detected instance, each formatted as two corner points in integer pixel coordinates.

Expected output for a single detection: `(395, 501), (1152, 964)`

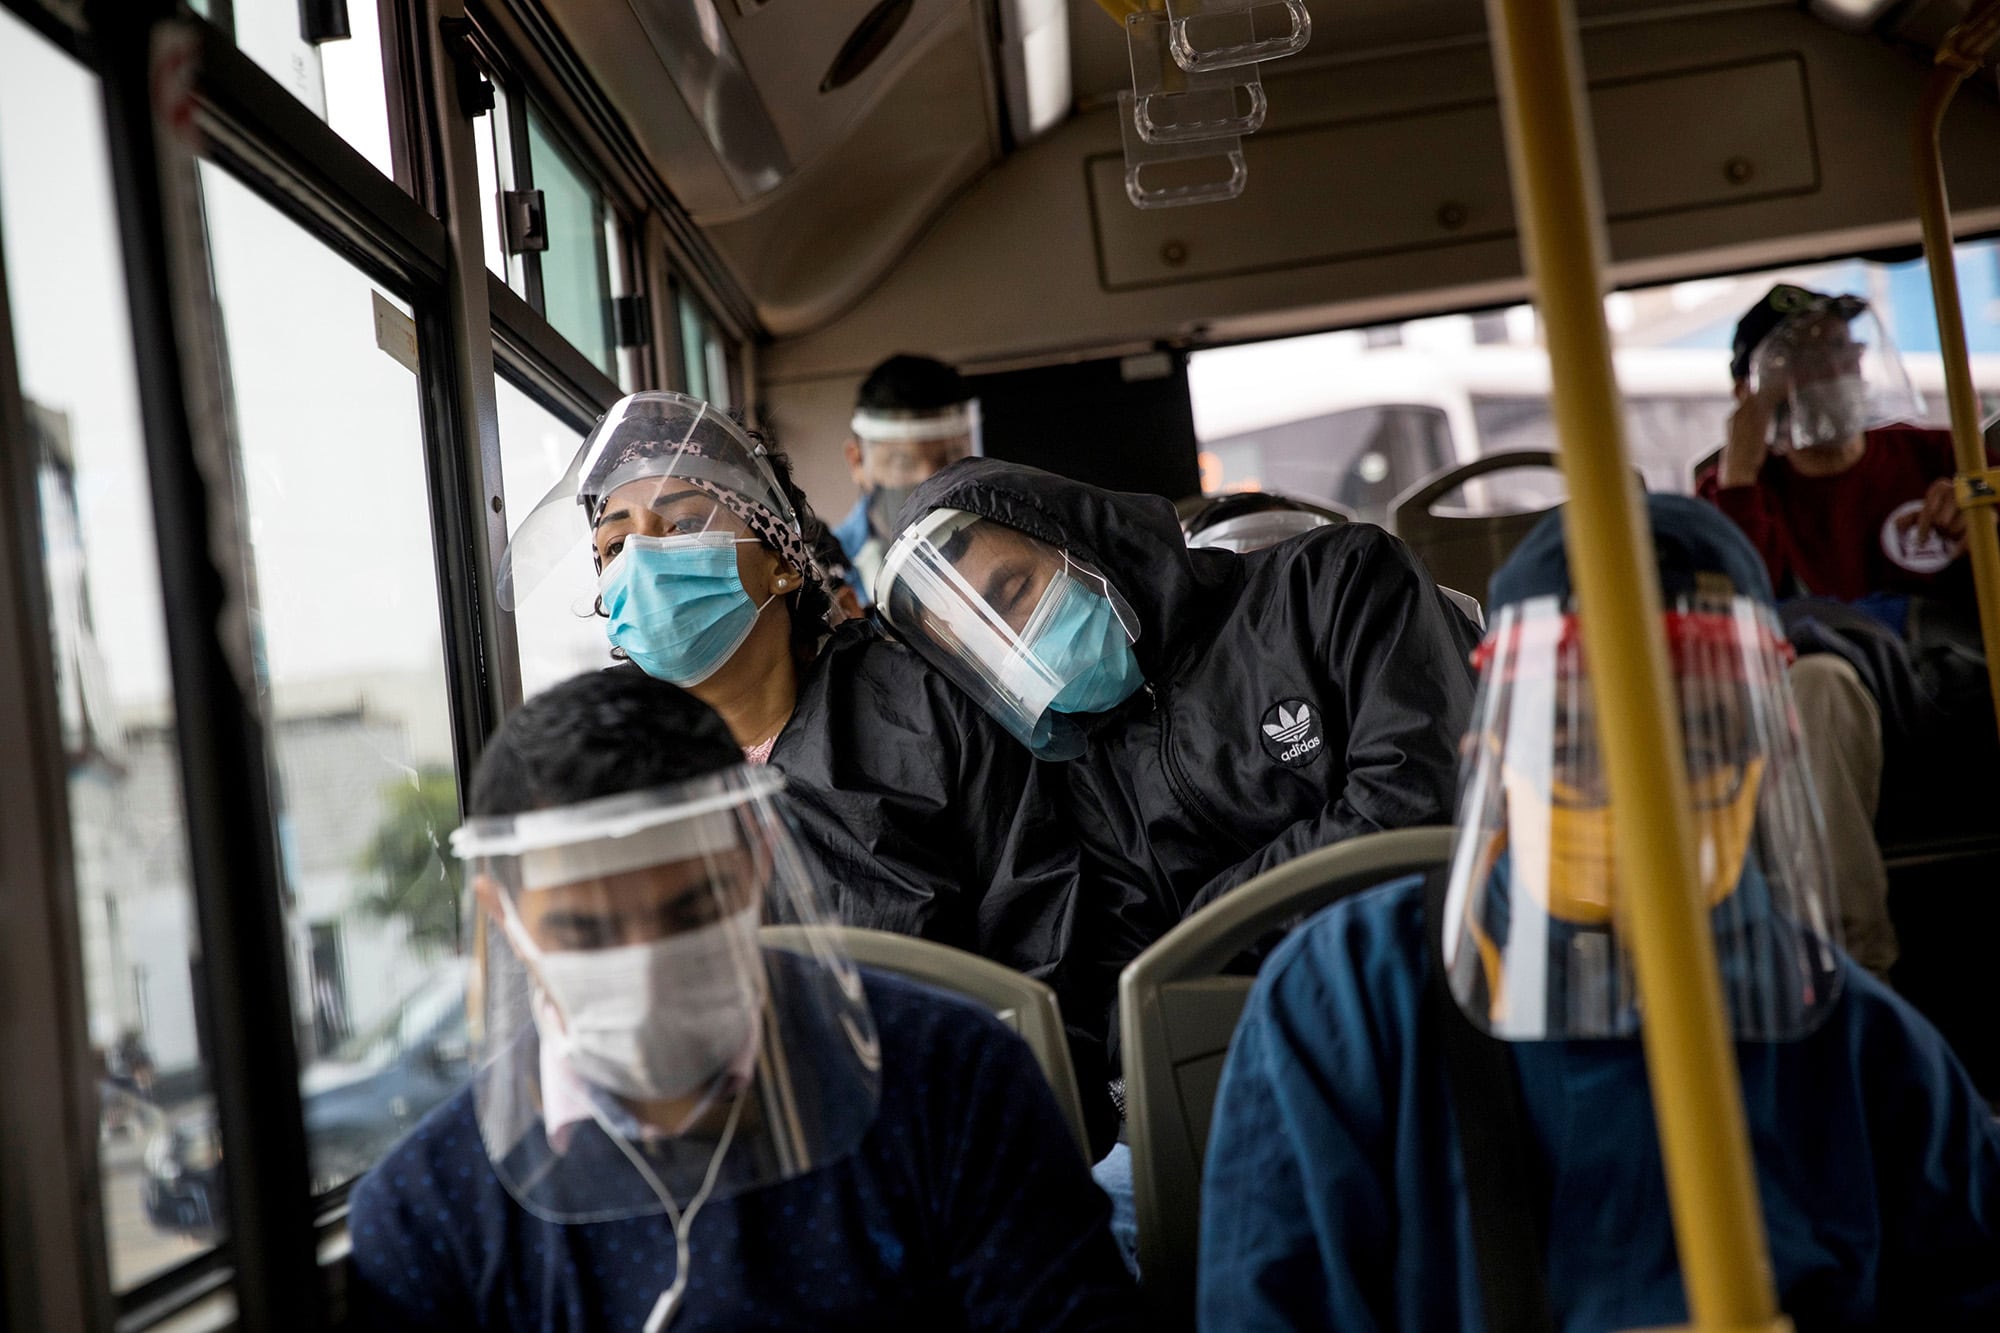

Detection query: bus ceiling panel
(534, 0), (987, 217)
(1065, 0), (1782, 101)
(760, 4), (2000, 382)
(694, 10), (998, 335)
(1090, 58), (1817, 291)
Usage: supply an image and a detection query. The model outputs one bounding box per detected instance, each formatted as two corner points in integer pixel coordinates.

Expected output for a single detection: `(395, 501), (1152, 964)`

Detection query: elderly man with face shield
(1198, 496), (2000, 1330)
(347, 669), (1137, 1331)
(499, 391), (1123, 1155)
(875, 460), (1482, 1051)
(832, 354), (982, 602)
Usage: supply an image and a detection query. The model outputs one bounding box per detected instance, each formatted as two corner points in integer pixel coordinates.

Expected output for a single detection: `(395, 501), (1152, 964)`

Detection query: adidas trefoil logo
(1262, 704), (1314, 746)
(1259, 698), (1324, 765)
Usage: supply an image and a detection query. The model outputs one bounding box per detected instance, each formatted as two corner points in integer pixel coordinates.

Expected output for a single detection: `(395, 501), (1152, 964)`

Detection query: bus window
(678, 286), (734, 409)
(526, 105), (618, 381)
(1197, 404), (1454, 528)
(217, 0), (397, 183)
(495, 374), (611, 699)
(194, 163), (468, 1198)
(0, 9), (222, 1290)
(1189, 249), (2000, 514)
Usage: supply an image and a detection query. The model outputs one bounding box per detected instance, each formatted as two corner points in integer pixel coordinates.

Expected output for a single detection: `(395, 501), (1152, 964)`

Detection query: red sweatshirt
(1696, 425), (1980, 601)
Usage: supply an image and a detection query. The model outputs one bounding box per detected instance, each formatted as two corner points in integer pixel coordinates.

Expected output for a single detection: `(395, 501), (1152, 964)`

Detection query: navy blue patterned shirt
(349, 969), (1136, 1331)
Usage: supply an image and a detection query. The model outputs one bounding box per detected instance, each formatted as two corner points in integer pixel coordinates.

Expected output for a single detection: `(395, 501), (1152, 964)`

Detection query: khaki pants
(1790, 654), (1896, 978)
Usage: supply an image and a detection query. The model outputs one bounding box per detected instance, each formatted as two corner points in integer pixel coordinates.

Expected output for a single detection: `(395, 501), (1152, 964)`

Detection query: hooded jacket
(764, 620), (1118, 1152)
(894, 460), (1481, 1035)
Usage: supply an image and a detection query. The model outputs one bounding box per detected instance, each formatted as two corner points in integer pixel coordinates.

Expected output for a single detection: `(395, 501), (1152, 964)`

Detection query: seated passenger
(348, 668), (1137, 1331)
(1699, 283), (1983, 614)
(497, 392), (1121, 1153)
(875, 460), (1481, 1036)
(1200, 495), (2000, 1330)
(834, 354), (981, 602)
(1699, 286), (1998, 974)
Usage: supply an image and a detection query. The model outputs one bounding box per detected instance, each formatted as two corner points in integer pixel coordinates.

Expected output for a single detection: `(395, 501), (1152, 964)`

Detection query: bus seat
(759, 925), (1092, 1158)
(1390, 450), (1563, 597)
(1439, 585), (1485, 628)
(1118, 826), (1458, 1319)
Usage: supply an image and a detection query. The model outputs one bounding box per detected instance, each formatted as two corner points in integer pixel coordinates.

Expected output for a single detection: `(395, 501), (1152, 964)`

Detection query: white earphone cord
(586, 1090), (746, 1333)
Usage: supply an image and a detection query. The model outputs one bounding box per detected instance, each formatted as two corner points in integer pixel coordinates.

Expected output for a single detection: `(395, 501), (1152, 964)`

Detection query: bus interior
(2, 0), (1998, 1327)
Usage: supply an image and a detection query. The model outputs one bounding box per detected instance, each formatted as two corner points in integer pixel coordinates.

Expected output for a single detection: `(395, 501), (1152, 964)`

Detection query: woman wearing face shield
(498, 392), (1121, 1156)
(346, 668), (1137, 1331)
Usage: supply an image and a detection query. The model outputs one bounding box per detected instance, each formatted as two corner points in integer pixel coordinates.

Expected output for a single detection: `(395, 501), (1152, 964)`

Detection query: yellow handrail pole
(1912, 0), (2000, 746)
(1482, 1), (1786, 1328)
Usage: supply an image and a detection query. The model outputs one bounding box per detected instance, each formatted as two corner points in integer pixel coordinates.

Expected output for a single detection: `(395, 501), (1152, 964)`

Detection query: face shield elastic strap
(850, 401), (980, 446)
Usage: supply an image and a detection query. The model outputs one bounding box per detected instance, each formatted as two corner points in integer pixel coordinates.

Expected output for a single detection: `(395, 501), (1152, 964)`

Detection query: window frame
(0, 0), (761, 1325)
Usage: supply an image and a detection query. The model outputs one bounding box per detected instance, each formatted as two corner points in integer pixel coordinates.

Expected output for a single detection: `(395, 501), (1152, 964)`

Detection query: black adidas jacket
(765, 621), (1118, 1151)
(895, 459), (1482, 1039)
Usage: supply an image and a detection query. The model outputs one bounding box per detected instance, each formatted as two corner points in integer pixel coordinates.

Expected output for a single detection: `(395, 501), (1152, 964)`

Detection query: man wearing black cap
(1701, 284), (1998, 978)
(1700, 282), (1971, 608)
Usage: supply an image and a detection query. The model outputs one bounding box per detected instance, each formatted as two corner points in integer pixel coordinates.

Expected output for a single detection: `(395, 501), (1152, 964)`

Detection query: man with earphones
(347, 669), (1137, 1330)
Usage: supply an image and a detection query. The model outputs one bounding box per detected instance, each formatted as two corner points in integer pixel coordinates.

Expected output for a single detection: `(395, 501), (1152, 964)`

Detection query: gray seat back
(1120, 827), (1458, 1319)
(1391, 450), (1562, 597)
(760, 925), (1090, 1157)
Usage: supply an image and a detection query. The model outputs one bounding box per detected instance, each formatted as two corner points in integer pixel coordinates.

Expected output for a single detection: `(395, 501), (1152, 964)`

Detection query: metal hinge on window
(439, 18), (496, 117)
(504, 190), (548, 255)
(613, 295), (652, 349)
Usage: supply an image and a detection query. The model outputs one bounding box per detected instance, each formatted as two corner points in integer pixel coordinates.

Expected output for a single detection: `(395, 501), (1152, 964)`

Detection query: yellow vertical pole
(1912, 0), (2000, 746)
(1482, 1), (1786, 1328)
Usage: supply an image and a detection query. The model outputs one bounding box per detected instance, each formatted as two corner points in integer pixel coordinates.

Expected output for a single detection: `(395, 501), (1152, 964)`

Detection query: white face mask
(1786, 376), (1871, 451)
(526, 905), (765, 1101)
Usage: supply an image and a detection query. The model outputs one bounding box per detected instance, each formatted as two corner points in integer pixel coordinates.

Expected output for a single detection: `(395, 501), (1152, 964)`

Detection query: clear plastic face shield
(1184, 507), (1335, 553)
(875, 509), (1144, 761)
(849, 401), (982, 541)
(1748, 295), (1922, 453)
(497, 391), (805, 611)
(450, 768), (880, 1243)
(1440, 592), (1844, 1042)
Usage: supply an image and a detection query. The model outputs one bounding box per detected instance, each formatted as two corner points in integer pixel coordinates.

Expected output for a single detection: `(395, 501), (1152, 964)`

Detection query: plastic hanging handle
(1127, 9), (1268, 145)
(1119, 91), (1249, 209)
(1165, 0), (1311, 72)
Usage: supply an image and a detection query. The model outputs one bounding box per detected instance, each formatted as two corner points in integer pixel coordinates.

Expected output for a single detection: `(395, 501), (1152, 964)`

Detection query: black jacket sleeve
(1182, 532), (1479, 915)
(777, 627), (1122, 1153)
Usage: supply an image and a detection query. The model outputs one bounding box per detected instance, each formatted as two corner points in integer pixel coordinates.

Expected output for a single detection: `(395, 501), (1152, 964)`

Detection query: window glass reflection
(197, 163), (468, 1198)
(677, 289), (731, 409)
(528, 104), (614, 377)
(473, 93), (518, 287)
(0, 8), (218, 1289)
(496, 374), (613, 698)
(228, 0), (398, 184)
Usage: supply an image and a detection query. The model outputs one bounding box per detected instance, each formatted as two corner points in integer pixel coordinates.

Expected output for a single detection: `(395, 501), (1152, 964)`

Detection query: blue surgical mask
(599, 533), (774, 686)
(1028, 570), (1145, 716)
